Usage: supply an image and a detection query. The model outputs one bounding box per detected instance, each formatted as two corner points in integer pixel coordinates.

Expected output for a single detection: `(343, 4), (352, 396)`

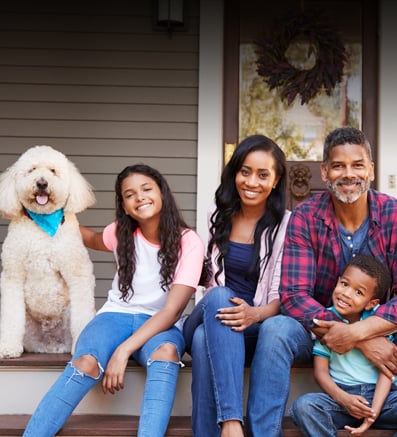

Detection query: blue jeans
(23, 312), (185, 437)
(183, 288), (305, 437)
(290, 383), (397, 437)
(242, 314), (313, 436)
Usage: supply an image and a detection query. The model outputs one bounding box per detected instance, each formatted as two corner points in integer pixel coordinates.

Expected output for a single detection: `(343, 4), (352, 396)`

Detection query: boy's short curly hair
(344, 255), (391, 301)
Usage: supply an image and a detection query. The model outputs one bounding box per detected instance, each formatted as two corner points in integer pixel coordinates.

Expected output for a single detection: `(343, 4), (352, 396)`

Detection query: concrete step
(1, 354), (395, 436)
(0, 353), (193, 416)
(0, 354), (319, 417)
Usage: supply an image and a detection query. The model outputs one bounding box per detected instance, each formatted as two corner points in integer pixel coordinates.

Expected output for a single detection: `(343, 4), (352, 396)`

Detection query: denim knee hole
(69, 358), (104, 382)
(146, 358), (185, 368)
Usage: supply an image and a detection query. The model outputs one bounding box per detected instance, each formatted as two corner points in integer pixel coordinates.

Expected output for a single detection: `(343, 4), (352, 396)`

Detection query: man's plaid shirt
(280, 189), (397, 329)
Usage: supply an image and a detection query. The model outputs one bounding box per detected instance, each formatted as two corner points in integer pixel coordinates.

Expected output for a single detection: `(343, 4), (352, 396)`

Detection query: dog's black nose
(36, 178), (48, 191)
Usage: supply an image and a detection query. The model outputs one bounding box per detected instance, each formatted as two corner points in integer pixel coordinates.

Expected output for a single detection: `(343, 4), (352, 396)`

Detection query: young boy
(290, 255), (397, 436)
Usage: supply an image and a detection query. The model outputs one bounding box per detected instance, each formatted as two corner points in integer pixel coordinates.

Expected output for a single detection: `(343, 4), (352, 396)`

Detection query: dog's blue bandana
(26, 208), (65, 237)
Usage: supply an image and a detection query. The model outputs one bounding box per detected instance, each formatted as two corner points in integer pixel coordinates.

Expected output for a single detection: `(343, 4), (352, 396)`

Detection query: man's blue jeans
(290, 383), (397, 437)
(183, 288), (313, 436)
(245, 314), (313, 436)
(23, 312), (185, 437)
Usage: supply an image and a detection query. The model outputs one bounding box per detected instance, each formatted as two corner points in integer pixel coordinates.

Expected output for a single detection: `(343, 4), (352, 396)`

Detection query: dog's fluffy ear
(64, 160), (96, 213)
(0, 163), (23, 219)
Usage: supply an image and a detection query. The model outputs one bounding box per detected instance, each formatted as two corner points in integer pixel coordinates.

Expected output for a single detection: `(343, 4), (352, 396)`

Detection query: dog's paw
(0, 343), (24, 358)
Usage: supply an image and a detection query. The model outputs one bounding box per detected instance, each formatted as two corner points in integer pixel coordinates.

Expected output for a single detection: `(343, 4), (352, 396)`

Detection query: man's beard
(326, 178), (370, 203)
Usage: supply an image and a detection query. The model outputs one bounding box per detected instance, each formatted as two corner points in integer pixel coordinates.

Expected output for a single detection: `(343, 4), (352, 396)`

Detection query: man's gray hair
(323, 126), (373, 163)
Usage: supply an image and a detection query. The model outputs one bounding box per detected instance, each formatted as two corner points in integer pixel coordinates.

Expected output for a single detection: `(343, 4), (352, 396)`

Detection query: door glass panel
(239, 0), (363, 161)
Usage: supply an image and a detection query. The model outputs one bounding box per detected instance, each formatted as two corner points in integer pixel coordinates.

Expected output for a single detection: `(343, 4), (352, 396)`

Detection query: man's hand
(314, 319), (397, 379)
(313, 319), (355, 353)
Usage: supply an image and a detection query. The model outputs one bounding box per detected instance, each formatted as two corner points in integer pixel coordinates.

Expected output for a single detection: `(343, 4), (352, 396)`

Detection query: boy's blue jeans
(290, 383), (397, 437)
(184, 301), (314, 437)
(23, 312), (185, 437)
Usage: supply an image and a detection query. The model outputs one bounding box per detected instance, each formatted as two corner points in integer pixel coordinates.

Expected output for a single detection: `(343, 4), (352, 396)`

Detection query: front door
(223, 0), (378, 210)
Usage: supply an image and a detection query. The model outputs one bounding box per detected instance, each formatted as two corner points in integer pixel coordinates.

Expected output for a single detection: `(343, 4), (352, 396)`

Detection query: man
(247, 127), (397, 436)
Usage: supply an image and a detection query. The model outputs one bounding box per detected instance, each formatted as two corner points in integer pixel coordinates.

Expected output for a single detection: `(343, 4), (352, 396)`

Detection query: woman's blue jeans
(184, 295), (314, 437)
(290, 383), (397, 437)
(183, 287), (277, 436)
(23, 312), (185, 437)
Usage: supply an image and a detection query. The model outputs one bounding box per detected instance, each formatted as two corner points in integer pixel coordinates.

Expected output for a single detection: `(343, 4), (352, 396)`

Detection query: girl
(183, 135), (290, 437)
(23, 164), (204, 437)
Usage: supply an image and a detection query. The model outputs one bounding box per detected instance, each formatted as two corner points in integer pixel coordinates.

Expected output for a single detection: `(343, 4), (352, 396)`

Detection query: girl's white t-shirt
(97, 222), (204, 327)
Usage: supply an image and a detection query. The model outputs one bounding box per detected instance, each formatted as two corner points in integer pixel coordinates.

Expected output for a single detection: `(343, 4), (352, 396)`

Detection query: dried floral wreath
(256, 13), (347, 105)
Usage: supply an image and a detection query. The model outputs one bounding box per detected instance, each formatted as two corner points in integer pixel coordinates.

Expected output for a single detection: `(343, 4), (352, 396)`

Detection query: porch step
(1, 354), (395, 436)
(0, 415), (395, 436)
(0, 354), (193, 417)
(0, 354), (319, 417)
(0, 415), (189, 436)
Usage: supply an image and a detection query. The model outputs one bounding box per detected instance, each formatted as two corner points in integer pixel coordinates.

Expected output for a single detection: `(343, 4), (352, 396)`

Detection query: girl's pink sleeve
(102, 222), (118, 251)
(173, 230), (205, 289)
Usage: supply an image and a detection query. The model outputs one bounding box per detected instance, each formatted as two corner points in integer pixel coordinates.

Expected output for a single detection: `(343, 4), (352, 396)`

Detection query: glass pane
(239, 0), (363, 161)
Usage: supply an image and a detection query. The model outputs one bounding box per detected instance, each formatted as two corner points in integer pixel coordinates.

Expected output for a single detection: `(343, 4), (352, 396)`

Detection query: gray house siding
(0, 2), (200, 308)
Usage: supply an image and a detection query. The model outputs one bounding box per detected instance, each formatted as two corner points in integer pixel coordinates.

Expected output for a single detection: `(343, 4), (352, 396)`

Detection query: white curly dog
(0, 145), (96, 358)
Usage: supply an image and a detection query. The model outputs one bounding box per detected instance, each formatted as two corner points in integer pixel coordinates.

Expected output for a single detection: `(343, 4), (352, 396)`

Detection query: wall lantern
(154, 0), (186, 34)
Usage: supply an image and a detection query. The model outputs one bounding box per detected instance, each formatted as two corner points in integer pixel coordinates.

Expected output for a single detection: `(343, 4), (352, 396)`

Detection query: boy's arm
(344, 372), (392, 435)
(314, 356), (375, 420)
(369, 372), (392, 419)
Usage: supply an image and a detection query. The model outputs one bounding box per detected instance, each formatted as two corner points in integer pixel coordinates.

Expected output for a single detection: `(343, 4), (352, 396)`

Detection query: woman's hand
(216, 297), (259, 331)
(102, 345), (130, 395)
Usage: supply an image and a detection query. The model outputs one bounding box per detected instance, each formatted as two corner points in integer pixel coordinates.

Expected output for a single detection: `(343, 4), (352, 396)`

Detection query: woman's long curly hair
(115, 164), (188, 301)
(208, 135), (287, 285)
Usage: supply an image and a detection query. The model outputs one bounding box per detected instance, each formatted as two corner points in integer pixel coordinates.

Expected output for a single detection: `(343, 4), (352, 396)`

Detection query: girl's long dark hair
(115, 164), (188, 301)
(208, 134), (287, 284)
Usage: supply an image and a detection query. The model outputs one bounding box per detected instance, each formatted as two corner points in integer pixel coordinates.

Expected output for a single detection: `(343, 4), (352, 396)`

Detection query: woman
(23, 164), (204, 437)
(183, 135), (290, 437)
